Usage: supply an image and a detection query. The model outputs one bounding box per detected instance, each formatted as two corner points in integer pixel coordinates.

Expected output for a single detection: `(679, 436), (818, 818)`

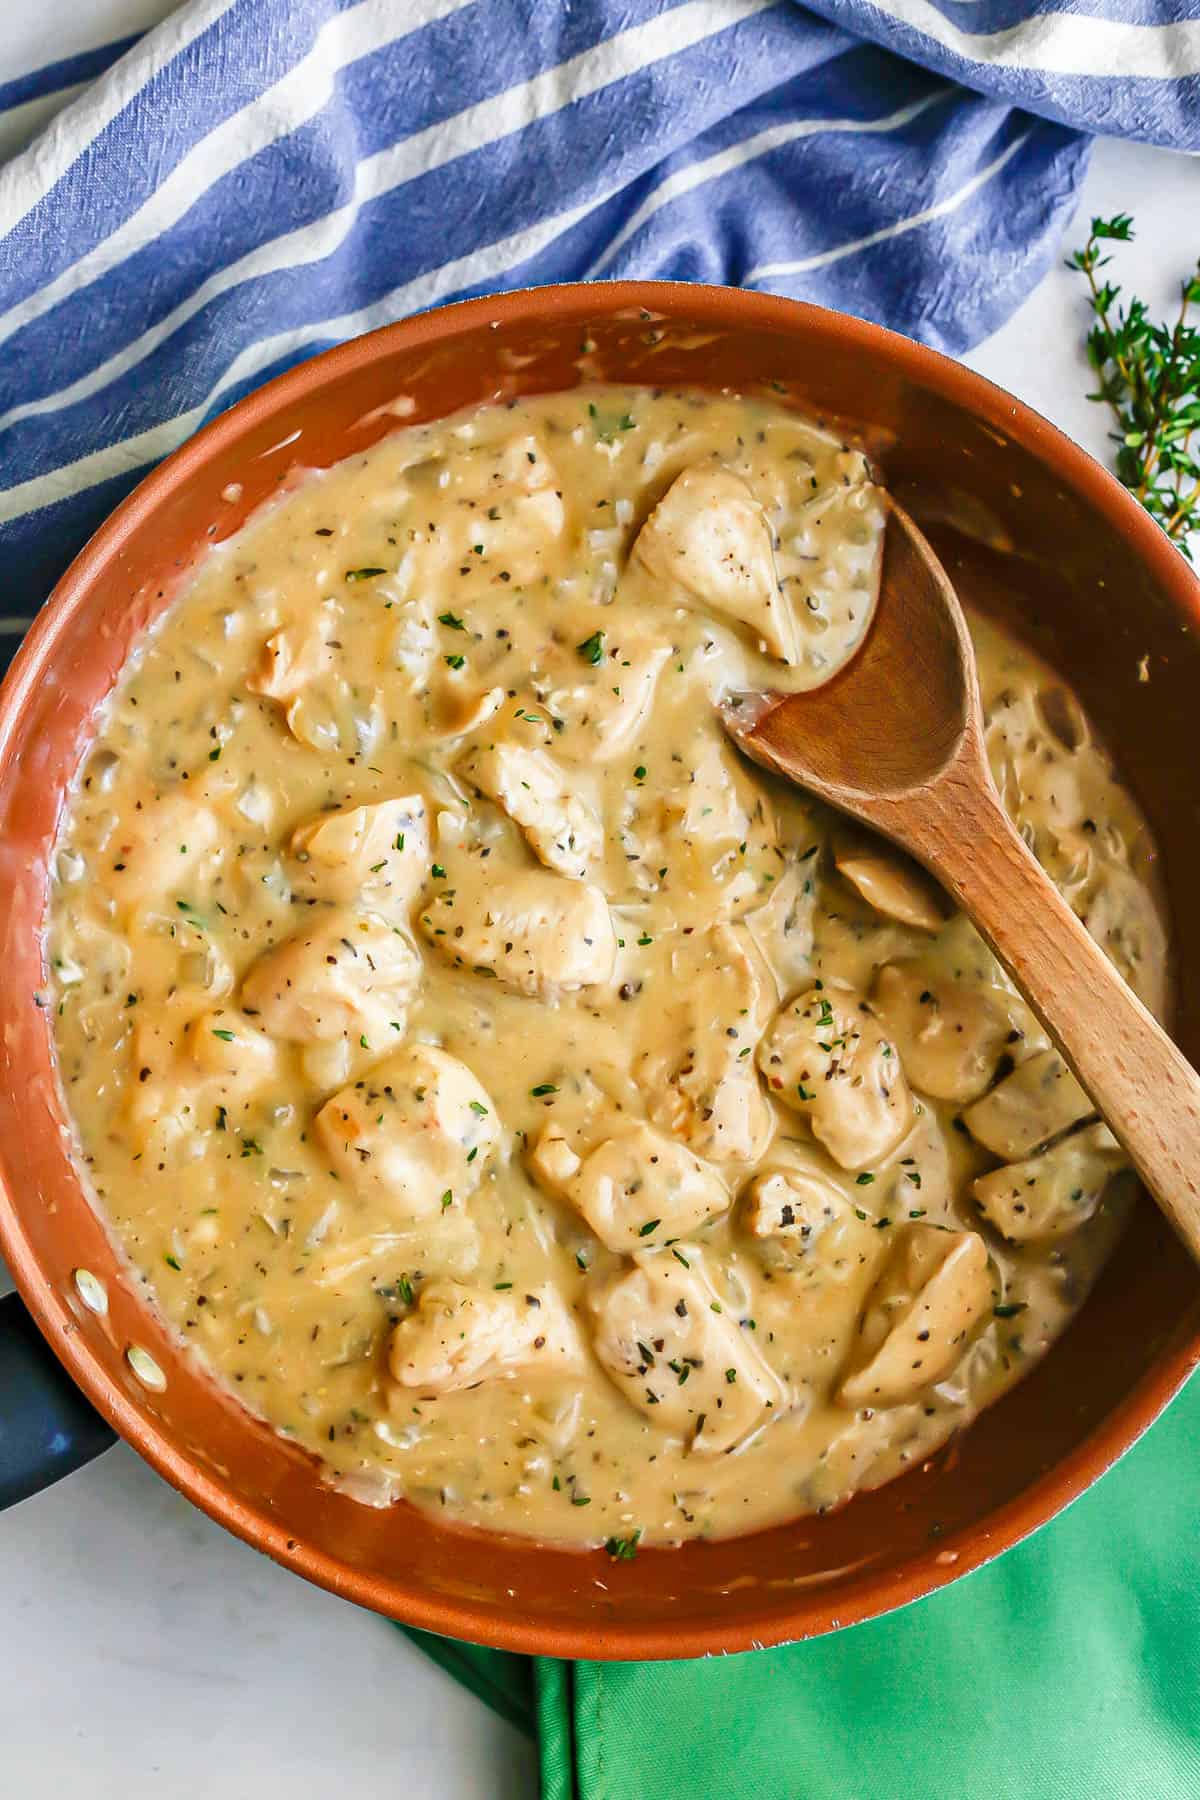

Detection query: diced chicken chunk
(240, 910), (421, 1052)
(744, 861), (817, 989)
(837, 1224), (992, 1408)
(535, 1124), (729, 1253)
(742, 1160), (849, 1244)
(314, 1044), (500, 1223)
(288, 795), (429, 910)
(184, 1008), (279, 1083)
(107, 794), (221, 905)
(972, 1123), (1126, 1244)
(387, 1280), (583, 1392)
(588, 1251), (786, 1454)
(618, 738), (777, 919)
(126, 1006), (278, 1159)
(833, 829), (947, 932)
(633, 465), (799, 663)
(425, 684), (505, 745)
(461, 741), (601, 879)
(527, 1123), (583, 1193)
(419, 867), (616, 995)
(872, 963), (1012, 1103)
(962, 1048), (1093, 1159)
(758, 984), (913, 1170)
(246, 605), (334, 702)
(640, 923), (775, 1164)
(550, 632), (670, 764)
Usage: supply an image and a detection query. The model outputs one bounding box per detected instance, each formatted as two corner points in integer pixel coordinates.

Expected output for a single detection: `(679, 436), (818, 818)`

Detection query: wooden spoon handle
(905, 772), (1200, 1262)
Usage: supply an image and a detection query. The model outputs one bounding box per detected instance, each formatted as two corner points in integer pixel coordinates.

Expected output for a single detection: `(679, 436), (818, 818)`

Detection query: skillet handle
(0, 1289), (115, 1508)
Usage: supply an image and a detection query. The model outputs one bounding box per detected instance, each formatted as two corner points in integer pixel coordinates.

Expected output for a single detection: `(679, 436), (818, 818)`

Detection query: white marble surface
(0, 10), (1196, 1795)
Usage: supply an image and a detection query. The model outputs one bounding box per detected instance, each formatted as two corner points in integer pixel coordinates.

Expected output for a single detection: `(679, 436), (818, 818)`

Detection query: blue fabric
(0, 0), (1194, 641)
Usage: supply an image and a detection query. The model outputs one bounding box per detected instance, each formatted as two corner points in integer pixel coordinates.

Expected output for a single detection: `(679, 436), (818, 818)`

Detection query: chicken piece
(758, 984), (913, 1171)
(314, 1044), (499, 1223)
(962, 1048), (1093, 1159)
(588, 1251), (787, 1454)
(425, 684), (505, 745)
(741, 1160), (850, 1244)
(419, 866), (616, 995)
(240, 910), (421, 1053)
(460, 741), (602, 880)
(288, 795), (429, 910)
(744, 861), (817, 990)
(550, 632), (671, 764)
(246, 605), (334, 703)
(837, 1224), (993, 1408)
(832, 828), (948, 932)
(527, 1123), (584, 1194)
(971, 1123), (1126, 1244)
(107, 793), (221, 907)
(184, 1008), (279, 1083)
(533, 1124), (729, 1253)
(387, 1280), (583, 1392)
(618, 738), (777, 919)
(640, 923), (776, 1165)
(126, 1006), (278, 1160)
(876, 1100), (955, 1223)
(872, 963), (1012, 1104)
(632, 464), (799, 664)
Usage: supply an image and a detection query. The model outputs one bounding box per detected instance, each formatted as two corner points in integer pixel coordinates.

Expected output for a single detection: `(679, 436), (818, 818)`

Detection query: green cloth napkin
(407, 1371), (1200, 1798)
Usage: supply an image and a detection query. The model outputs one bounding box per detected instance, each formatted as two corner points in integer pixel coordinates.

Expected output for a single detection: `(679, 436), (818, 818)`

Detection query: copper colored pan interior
(1, 285), (1198, 1662)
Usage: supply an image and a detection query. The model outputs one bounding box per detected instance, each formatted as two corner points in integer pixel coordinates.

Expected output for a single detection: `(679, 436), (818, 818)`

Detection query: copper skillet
(0, 284), (1197, 1660)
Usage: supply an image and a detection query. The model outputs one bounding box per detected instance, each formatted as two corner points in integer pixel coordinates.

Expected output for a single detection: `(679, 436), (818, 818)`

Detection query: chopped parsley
(530, 1083), (558, 1098)
(576, 630), (606, 665)
(438, 611), (466, 630)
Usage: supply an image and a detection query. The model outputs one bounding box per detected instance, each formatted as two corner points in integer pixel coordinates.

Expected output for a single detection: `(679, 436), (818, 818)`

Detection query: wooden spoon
(721, 499), (1200, 1265)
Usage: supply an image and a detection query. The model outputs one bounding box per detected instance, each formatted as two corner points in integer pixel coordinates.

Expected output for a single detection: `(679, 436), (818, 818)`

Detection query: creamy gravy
(47, 386), (1167, 1549)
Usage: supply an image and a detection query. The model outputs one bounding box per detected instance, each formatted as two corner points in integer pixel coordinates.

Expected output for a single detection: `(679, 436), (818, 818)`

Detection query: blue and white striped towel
(0, 0), (1196, 646)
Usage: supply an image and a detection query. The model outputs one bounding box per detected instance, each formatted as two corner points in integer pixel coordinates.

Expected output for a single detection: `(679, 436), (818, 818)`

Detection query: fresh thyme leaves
(1069, 214), (1200, 560)
(604, 1530), (641, 1560)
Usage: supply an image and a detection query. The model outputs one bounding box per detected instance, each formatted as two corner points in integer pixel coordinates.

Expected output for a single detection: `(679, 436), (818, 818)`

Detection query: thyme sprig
(1068, 214), (1200, 560)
